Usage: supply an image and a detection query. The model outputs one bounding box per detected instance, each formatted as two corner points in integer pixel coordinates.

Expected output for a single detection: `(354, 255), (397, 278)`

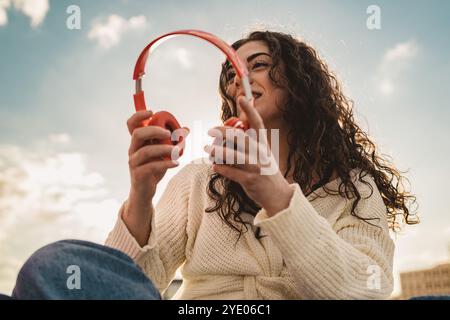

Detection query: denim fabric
(409, 295), (450, 300)
(10, 240), (161, 300)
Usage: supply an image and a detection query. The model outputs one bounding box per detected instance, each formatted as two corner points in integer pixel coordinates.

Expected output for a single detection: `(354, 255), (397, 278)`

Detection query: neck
(264, 119), (335, 192)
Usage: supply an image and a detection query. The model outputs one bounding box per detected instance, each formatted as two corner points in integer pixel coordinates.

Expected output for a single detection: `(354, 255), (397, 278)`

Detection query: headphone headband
(133, 29), (253, 112)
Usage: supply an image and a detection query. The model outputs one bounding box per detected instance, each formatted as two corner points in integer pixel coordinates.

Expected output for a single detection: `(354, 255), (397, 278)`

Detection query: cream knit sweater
(105, 160), (395, 299)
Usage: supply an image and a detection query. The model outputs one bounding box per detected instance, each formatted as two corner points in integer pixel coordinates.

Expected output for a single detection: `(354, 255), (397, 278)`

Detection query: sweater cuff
(253, 183), (298, 224)
(105, 200), (157, 260)
(253, 183), (330, 252)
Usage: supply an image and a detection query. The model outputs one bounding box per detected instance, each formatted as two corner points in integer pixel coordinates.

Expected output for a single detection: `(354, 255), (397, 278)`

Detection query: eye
(251, 62), (269, 70)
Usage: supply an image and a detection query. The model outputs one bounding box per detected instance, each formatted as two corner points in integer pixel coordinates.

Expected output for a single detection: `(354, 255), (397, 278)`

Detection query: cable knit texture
(105, 160), (395, 299)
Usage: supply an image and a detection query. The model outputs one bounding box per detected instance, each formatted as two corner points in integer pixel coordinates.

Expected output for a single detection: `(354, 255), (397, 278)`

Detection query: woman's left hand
(204, 96), (294, 217)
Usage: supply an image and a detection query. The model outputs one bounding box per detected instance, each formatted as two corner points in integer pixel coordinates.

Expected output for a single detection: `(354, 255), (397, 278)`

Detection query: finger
(127, 110), (154, 135)
(212, 164), (249, 184)
(208, 126), (249, 152)
(134, 159), (179, 177)
(209, 126), (261, 161)
(204, 144), (258, 166)
(237, 96), (265, 131)
(129, 144), (177, 168)
(204, 144), (244, 164)
(208, 126), (246, 140)
(129, 126), (171, 156)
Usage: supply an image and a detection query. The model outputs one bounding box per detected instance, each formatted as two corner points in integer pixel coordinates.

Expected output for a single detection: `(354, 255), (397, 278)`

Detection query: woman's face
(225, 40), (288, 128)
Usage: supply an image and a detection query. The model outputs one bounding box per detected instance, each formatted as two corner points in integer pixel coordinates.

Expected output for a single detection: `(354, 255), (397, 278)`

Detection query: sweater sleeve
(105, 163), (194, 294)
(253, 176), (395, 299)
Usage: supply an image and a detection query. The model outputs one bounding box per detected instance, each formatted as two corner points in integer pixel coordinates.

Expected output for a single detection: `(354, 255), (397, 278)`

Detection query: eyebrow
(225, 52), (271, 72)
(246, 52), (271, 63)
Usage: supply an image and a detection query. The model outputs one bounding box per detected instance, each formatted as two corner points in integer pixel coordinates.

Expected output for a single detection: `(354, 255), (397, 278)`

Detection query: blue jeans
(5, 240), (161, 300)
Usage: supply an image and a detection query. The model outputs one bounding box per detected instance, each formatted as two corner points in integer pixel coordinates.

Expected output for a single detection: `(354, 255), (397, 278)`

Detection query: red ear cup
(141, 111), (184, 160)
(223, 117), (249, 131)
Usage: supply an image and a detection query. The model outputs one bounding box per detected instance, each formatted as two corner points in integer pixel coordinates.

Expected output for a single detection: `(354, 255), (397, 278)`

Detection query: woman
(104, 30), (418, 300)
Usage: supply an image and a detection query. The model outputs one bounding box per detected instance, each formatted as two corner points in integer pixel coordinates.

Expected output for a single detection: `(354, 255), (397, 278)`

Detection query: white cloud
(0, 0), (49, 28)
(0, 0), (9, 26)
(128, 15), (146, 29)
(0, 138), (120, 294)
(383, 41), (419, 66)
(172, 48), (193, 69)
(13, 0), (49, 27)
(88, 14), (147, 49)
(377, 40), (419, 96)
(379, 78), (394, 96)
(48, 133), (71, 144)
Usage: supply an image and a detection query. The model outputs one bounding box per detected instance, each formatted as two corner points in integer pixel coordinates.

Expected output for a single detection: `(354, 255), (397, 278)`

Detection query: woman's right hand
(124, 110), (189, 246)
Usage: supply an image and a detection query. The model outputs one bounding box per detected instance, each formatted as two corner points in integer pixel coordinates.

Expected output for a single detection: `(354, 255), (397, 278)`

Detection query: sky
(0, 0), (449, 297)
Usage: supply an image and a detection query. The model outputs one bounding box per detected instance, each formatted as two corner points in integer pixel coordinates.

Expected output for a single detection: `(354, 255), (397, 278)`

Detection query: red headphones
(133, 29), (253, 159)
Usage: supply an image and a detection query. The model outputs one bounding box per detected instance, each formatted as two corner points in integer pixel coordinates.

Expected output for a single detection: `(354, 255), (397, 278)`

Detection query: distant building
(165, 264), (450, 300)
(399, 263), (450, 299)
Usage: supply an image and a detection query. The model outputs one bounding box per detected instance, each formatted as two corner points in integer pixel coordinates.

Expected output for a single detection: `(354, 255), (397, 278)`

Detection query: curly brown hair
(205, 30), (418, 238)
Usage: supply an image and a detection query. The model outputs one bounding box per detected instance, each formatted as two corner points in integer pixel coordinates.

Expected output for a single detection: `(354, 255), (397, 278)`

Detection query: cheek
(274, 88), (288, 108)
(257, 96), (280, 120)
(225, 84), (236, 98)
(257, 89), (287, 121)
(264, 87), (287, 109)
